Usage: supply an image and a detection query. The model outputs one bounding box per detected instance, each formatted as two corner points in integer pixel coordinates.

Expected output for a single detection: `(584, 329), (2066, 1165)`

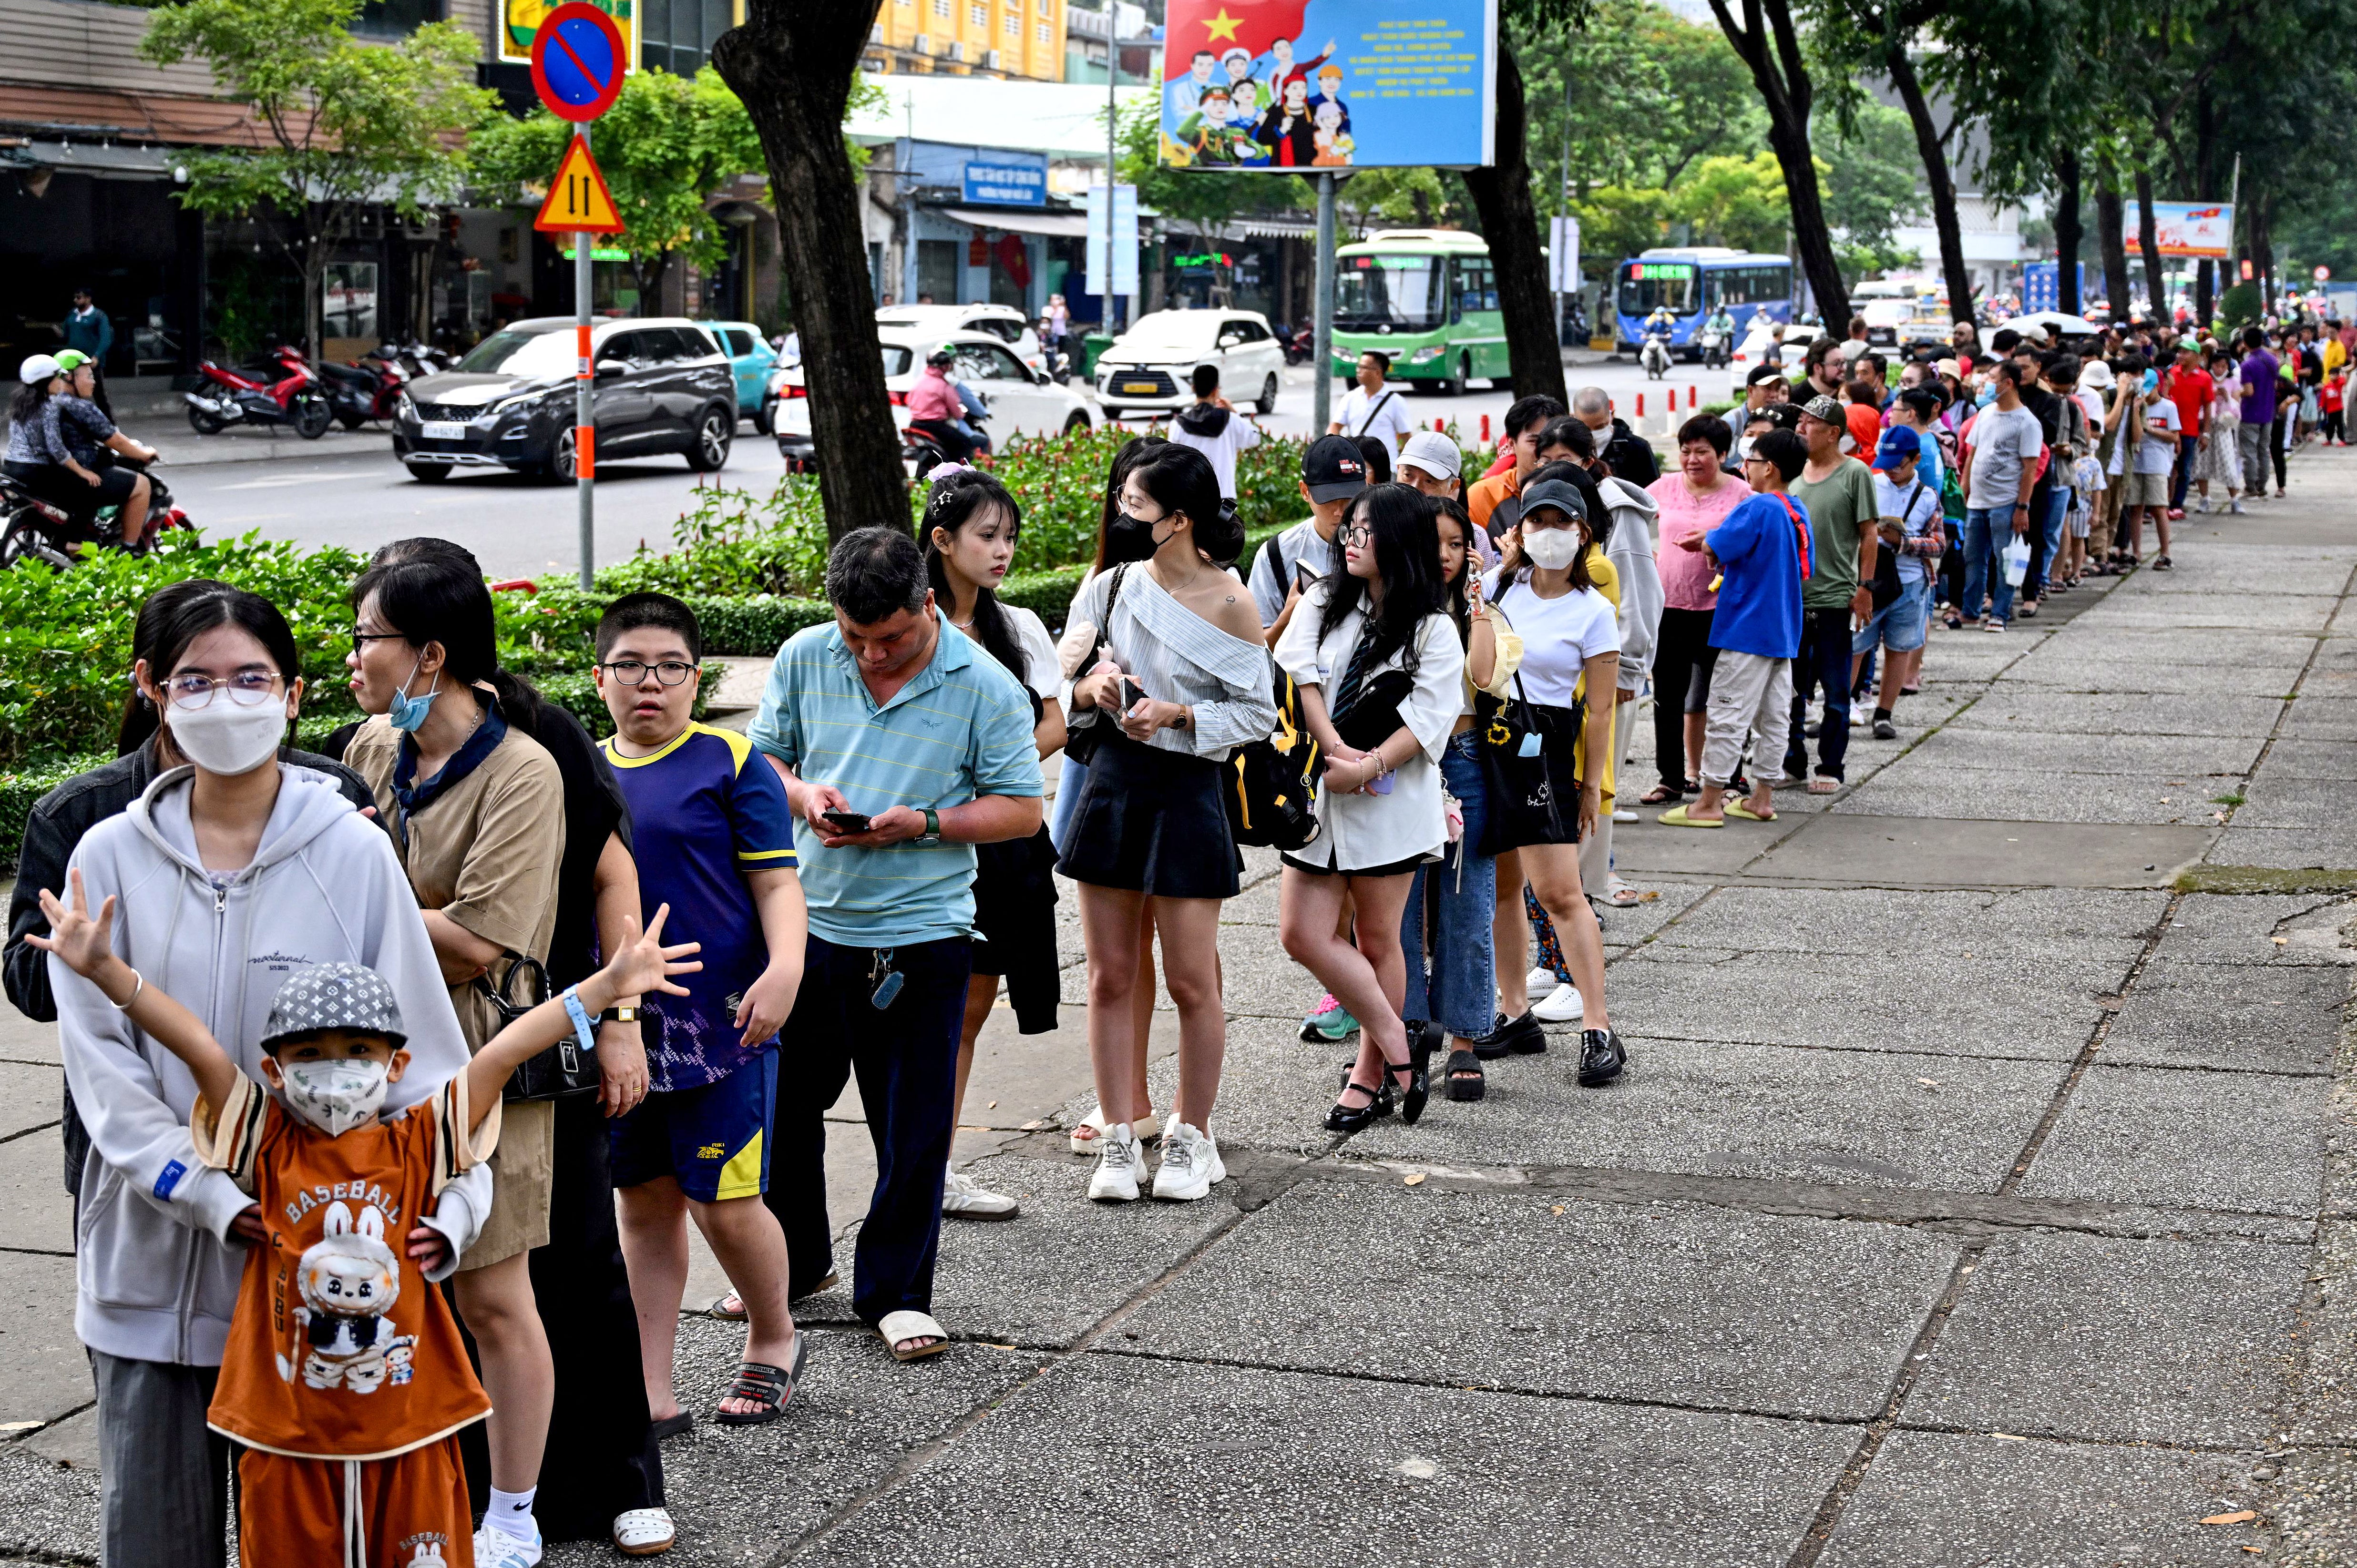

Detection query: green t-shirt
(1788, 457), (1877, 609)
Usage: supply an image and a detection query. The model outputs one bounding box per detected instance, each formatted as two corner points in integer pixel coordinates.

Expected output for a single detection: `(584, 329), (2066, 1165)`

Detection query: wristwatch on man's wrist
(915, 807), (943, 845)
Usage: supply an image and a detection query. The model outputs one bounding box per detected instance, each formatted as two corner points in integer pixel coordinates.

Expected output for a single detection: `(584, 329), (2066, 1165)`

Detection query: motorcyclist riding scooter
(902, 343), (980, 478)
(1640, 306), (1677, 379)
(1698, 305), (1736, 368)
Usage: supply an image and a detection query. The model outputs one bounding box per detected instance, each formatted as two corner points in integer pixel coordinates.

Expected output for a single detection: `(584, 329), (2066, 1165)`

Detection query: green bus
(1330, 229), (1506, 396)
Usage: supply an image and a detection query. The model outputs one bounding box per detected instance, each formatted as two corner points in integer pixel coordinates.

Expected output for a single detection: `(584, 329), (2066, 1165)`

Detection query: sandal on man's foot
(878, 1309), (951, 1362)
(1444, 1048), (1486, 1102)
(2153, 555), (2173, 570)
(712, 1334), (807, 1426)
(648, 1410), (693, 1443)
(1637, 783), (1682, 805)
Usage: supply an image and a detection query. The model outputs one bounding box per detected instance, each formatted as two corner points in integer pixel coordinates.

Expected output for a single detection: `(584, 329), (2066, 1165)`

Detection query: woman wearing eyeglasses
(36, 581), (484, 1568)
(340, 552), (571, 1568)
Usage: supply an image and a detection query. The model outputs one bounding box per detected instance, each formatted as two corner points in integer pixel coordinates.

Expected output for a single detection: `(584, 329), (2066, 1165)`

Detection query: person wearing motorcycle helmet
(906, 342), (974, 464)
(52, 349), (160, 550)
(5, 352), (110, 521)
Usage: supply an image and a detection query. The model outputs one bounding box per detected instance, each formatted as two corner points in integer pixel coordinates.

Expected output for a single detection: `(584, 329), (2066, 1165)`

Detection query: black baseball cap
(1302, 434), (1368, 503)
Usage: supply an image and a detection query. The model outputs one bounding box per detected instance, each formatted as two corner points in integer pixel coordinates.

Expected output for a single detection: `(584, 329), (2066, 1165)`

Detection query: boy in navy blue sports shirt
(595, 592), (810, 1428)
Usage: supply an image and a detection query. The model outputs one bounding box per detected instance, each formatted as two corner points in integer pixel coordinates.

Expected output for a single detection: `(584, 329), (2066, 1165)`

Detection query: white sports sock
(486, 1486), (538, 1542)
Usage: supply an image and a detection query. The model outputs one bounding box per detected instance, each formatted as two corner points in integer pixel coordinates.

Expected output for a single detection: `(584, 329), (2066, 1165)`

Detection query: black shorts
(1281, 851), (1428, 878)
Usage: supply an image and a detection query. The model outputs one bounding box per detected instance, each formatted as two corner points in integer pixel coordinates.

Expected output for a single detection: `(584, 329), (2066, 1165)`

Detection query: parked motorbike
(383, 337), (453, 378)
(1641, 328), (1673, 380)
(185, 344), (334, 438)
(316, 347), (408, 429)
(1273, 325), (1314, 367)
(0, 455), (192, 569)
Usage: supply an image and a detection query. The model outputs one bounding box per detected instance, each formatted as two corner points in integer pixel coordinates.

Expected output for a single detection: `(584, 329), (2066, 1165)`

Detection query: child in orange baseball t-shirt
(31, 874), (700, 1568)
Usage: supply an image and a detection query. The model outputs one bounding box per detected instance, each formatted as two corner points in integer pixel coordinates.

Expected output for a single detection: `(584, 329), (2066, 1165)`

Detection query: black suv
(393, 316), (736, 483)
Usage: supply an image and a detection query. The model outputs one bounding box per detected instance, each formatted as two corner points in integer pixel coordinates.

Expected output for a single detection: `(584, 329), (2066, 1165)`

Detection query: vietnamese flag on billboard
(1158, 0), (1497, 173)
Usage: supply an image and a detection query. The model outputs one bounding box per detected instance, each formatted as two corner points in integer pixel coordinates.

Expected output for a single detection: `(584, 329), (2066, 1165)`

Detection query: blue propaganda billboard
(1158, 0), (1499, 172)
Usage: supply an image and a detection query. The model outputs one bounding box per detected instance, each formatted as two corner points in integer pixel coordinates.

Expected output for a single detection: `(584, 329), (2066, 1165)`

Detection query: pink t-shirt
(1648, 470), (1747, 611)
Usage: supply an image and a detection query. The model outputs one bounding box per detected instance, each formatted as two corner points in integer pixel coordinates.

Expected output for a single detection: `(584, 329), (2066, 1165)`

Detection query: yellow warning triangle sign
(534, 136), (624, 234)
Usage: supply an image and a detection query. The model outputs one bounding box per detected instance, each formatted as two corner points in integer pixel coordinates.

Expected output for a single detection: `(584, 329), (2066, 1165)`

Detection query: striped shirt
(1070, 563), (1278, 758)
(748, 618), (1043, 947)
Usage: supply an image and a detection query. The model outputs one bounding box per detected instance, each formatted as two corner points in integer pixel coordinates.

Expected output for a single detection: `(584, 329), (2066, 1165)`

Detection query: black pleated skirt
(1055, 732), (1243, 899)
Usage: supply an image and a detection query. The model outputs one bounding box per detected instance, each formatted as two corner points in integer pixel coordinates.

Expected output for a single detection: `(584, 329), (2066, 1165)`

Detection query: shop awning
(938, 205), (1093, 237)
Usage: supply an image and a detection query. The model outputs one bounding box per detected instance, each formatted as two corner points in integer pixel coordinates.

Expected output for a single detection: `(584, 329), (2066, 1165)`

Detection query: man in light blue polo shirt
(748, 527), (1042, 1360)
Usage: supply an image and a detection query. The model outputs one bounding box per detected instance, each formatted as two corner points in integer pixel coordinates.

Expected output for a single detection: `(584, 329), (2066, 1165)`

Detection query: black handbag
(1332, 667), (1413, 753)
(1473, 673), (1585, 854)
(1059, 563), (1130, 769)
(474, 955), (599, 1102)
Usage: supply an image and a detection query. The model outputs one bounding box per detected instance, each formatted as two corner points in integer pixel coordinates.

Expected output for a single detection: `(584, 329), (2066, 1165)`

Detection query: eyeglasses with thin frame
(598, 659), (697, 687)
(162, 671), (285, 711)
(349, 627), (406, 651)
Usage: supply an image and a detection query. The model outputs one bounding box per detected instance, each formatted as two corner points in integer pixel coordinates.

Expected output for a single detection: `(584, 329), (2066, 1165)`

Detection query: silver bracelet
(109, 969), (143, 1010)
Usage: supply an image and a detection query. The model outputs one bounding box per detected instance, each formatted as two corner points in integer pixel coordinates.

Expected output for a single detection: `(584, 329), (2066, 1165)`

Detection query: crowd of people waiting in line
(1, 314), (2317, 1567)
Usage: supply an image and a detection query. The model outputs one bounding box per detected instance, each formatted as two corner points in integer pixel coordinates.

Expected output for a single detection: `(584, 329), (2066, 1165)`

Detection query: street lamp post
(1312, 171), (1336, 434)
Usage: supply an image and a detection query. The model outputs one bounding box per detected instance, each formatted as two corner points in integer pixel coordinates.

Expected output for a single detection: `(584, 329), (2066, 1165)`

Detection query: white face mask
(278, 1057), (390, 1137)
(1522, 525), (1583, 571)
(165, 696), (287, 776)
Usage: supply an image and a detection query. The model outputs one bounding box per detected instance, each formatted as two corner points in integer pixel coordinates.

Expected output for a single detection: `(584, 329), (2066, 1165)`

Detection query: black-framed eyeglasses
(1337, 521), (1373, 544)
(349, 627), (407, 651)
(599, 659), (696, 687)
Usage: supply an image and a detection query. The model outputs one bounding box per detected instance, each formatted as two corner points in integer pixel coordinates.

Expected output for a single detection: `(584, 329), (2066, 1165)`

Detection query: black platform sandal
(1444, 1049), (1486, 1101)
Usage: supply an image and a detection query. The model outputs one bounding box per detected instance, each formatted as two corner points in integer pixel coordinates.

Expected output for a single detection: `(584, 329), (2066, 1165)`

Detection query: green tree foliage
(1676, 151), (1790, 252)
(1822, 102), (1922, 282)
(137, 0), (495, 353)
(471, 66), (769, 308)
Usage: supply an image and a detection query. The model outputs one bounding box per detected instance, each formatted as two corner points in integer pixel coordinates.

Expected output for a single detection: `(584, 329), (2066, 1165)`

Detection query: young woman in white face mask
(46, 584), (482, 1568)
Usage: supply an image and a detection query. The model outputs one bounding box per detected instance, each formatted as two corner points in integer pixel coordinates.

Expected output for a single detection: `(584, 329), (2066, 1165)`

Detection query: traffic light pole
(574, 124), (594, 591)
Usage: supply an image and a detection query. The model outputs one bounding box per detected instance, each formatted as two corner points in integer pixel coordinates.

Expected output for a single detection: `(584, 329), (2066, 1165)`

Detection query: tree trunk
(2193, 89), (2215, 322)
(2095, 162), (2130, 323)
(1707, 0), (1847, 329)
(1461, 46), (1564, 404)
(1887, 45), (1973, 324)
(2133, 169), (2167, 324)
(713, 1), (907, 546)
(2254, 191), (2275, 310)
(2053, 148), (2083, 316)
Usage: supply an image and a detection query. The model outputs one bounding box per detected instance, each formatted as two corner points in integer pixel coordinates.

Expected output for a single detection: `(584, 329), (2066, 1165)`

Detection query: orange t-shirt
(196, 1069), (497, 1461)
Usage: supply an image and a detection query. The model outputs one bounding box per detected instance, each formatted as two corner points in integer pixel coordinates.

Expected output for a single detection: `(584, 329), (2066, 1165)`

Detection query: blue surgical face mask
(386, 652), (440, 734)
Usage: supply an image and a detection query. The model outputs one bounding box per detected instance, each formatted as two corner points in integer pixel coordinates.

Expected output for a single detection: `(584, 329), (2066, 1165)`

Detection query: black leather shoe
(1472, 1009), (1543, 1060)
(1576, 1028), (1627, 1087)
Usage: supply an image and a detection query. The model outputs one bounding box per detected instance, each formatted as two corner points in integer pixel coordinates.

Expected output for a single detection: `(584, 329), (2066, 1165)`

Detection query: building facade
(862, 0), (1067, 80)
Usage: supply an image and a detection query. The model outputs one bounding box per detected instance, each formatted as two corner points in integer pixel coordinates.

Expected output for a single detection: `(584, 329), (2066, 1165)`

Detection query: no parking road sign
(530, 1), (626, 122)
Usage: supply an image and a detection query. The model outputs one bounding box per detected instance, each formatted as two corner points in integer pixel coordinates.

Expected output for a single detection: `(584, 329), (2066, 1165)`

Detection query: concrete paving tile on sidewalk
(1646, 884), (2163, 962)
(2073, 597), (2340, 632)
(1992, 656), (2311, 696)
(0, 1007), (59, 1068)
(2280, 697), (2357, 742)
(2015, 1063), (2329, 1218)
(1338, 1036), (2067, 1195)
(2231, 774), (2357, 831)
(1941, 689), (2290, 738)
(1606, 945), (2123, 1060)
(2159, 893), (2357, 966)
(1832, 767), (2233, 826)
(0, 1252), (89, 1429)
(0, 1064), (59, 1140)
(539, 1329), (1042, 1568)
(2259, 737), (2357, 779)
(0, 1127), (72, 1254)
(0, 1443), (100, 1564)
(1897, 725), (2266, 780)
(787, 1354), (1855, 1568)
(1117, 1182), (1956, 1421)
(2208, 825), (2357, 872)
(2009, 626), (2326, 669)
(2100, 959), (2349, 1076)
(1817, 1428), (2263, 1567)
(913, 1152), (1240, 1348)
(1908, 1231), (2305, 1446)
(1742, 814), (2214, 889)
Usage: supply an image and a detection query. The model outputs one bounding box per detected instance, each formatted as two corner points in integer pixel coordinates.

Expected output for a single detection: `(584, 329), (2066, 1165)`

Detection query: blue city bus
(1613, 247), (1794, 357)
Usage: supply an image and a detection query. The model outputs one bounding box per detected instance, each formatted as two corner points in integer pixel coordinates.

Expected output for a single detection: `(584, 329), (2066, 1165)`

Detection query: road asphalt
(2, 443), (2352, 1564)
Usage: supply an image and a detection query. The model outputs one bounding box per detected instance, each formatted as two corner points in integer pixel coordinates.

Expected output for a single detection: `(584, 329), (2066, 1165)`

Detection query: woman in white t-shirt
(922, 468), (1068, 1219)
(1481, 477), (1627, 1087)
(1274, 483), (1465, 1132)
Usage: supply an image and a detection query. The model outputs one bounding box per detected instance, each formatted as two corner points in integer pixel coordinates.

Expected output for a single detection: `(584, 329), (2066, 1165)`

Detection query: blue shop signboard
(963, 160), (1047, 207)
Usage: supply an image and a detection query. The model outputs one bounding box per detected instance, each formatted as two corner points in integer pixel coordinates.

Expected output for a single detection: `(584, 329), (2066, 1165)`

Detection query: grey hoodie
(1595, 475), (1665, 692)
(55, 763), (487, 1367)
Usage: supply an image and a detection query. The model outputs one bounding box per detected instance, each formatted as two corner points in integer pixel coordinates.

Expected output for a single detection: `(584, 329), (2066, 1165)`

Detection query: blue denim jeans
(1400, 733), (1496, 1041)
(1959, 506), (2017, 625)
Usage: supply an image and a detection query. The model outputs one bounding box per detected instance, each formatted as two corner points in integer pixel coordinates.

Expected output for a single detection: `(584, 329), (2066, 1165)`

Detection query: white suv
(1094, 309), (1285, 420)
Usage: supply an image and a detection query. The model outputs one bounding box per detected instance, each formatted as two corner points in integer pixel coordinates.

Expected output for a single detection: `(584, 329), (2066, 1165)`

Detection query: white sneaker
(942, 1167), (1019, 1221)
(474, 1527), (544, 1568)
(2231, 499), (2246, 514)
(1087, 1123), (1142, 1202)
(2194, 496), (2210, 512)
(1533, 982), (1584, 1023)
(1612, 807), (1639, 823)
(1152, 1120), (1226, 1201)
(1525, 966), (1558, 994)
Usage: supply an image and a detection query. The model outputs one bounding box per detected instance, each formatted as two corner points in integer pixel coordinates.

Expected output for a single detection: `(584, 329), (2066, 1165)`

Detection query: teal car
(701, 321), (779, 431)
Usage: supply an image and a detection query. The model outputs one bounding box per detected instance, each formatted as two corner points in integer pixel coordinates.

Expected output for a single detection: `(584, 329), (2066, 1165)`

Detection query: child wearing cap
(1851, 427), (1944, 740)
(29, 873), (700, 1568)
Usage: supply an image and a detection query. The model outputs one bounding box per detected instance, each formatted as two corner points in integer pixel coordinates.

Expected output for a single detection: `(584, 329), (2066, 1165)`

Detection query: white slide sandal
(877, 1309), (951, 1362)
(612, 1508), (676, 1557)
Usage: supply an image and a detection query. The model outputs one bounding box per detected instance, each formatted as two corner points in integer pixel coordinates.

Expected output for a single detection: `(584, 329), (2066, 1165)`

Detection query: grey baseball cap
(1396, 428), (1462, 483)
(262, 963), (408, 1049)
